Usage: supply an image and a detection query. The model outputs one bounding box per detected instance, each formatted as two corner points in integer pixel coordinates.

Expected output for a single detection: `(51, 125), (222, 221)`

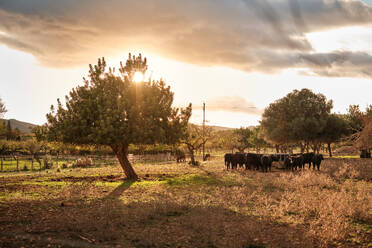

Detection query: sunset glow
(132, 71), (144, 83)
(0, 0), (371, 128)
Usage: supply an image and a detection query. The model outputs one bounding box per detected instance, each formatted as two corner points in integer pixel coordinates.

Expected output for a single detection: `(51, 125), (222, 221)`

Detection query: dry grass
(0, 159), (371, 247)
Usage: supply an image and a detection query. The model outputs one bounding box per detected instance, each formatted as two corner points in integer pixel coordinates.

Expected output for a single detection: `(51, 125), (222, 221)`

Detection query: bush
(72, 157), (93, 168)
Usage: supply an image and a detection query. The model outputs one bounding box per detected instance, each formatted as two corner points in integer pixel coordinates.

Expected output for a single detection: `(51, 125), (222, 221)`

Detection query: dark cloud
(193, 96), (263, 115)
(0, 0), (372, 77)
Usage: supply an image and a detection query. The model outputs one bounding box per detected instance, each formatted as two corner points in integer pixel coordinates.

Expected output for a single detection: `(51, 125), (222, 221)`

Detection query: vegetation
(181, 124), (212, 165)
(0, 159), (370, 247)
(261, 88), (350, 154)
(45, 54), (192, 179)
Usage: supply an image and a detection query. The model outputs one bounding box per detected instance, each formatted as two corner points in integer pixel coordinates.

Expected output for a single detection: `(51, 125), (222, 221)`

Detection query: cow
(232, 153), (246, 169)
(260, 155), (272, 172)
(311, 154), (324, 170)
(283, 156), (292, 170)
(203, 153), (211, 161)
(302, 152), (315, 169)
(224, 153), (233, 170)
(246, 153), (262, 171)
(176, 153), (186, 163)
(291, 155), (304, 171)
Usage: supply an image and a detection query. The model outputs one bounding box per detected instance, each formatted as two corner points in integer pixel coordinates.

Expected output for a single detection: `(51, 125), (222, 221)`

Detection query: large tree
(46, 54), (191, 179)
(261, 88), (333, 152)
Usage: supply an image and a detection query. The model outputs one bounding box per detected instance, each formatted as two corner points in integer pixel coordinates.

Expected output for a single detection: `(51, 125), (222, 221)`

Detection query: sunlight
(132, 71), (144, 82)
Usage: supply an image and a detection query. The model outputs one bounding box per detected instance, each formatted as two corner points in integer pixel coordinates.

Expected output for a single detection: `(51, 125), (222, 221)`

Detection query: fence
(0, 152), (180, 172)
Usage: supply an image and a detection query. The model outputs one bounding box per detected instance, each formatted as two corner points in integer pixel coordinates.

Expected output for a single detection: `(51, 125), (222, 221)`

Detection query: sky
(0, 0), (372, 128)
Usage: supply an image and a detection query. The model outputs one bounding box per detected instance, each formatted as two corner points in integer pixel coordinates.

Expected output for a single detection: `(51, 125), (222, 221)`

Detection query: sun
(132, 71), (144, 83)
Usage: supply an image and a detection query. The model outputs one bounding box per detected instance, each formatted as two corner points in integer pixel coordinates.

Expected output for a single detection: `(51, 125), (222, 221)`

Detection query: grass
(0, 159), (370, 248)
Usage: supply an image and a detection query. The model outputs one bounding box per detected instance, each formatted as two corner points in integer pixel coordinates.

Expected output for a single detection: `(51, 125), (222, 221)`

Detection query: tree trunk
(190, 150), (196, 165)
(112, 145), (138, 180)
(275, 144), (279, 153)
(327, 143), (332, 157)
(300, 143), (305, 153)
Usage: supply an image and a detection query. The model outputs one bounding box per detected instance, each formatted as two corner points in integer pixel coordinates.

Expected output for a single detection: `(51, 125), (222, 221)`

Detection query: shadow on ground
(0, 175), (323, 248)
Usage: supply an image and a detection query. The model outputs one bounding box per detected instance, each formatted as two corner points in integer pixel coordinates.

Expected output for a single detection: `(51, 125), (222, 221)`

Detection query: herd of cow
(224, 152), (324, 172)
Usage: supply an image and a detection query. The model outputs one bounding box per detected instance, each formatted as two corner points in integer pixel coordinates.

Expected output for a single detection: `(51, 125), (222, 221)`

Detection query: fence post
(17, 158), (19, 171)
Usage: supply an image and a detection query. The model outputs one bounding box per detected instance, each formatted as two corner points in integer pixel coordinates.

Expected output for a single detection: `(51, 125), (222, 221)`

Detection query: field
(0, 158), (371, 248)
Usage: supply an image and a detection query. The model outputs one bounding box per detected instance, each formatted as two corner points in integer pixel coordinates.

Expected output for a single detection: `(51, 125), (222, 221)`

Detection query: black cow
(224, 153), (233, 170)
(291, 155), (304, 171)
(302, 152), (315, 169)
(246, 153), (262, 170)
(232, 153), (246, 169)
(260, 155), (272, 172)
(311, 154), (324, 170)
(176, 153), (186, 163)
(203, 153), (211, 161)
(283, 156), (292, 170)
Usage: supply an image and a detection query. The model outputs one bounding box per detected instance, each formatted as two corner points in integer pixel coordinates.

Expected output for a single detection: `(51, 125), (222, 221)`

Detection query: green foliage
(346, 105), (364, 134)
(46, 54), (191, 147)
(321, 114), (349, 143)
(0, 98), (6, 118)
(32, 125), (49, 142)
(233, 127), (253, 152)
(261, 88), (333, 148)
(249, 126), (268, 152)
(45, 54), (192, 179)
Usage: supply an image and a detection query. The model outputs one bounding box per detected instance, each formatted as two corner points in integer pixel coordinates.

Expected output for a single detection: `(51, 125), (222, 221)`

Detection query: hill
(207, 125), (235, 131)
(1, 119), (38, 134)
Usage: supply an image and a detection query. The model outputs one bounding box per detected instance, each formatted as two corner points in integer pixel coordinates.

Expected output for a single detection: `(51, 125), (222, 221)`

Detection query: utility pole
(202, 102), (205, 161)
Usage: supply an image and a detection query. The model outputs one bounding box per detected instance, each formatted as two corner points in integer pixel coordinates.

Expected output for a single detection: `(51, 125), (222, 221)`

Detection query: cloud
(254, 50), (372, 77)
(0, 0), (372, 77)
(193, 96), (263, 115)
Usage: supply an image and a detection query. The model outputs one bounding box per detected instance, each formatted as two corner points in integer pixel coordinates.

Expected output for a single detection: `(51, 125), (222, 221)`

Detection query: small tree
(233, 127), (253, 152)
(250, 126), (268, 153)
(46, 54), (191, 179)
(24, 140), (42, 169)
(0, 98), (6, 117)
(181, 124), (212, 165)
(321, 114), (349, 157)
(32, 125), (49, 142)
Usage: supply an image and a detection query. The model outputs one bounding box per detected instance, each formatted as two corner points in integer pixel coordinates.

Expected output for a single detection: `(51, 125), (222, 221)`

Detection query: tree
(261, 88), (333, 152)
(24, 140), (42, 169)
(249, 126), (268, 153)
(32, 125), (49, 142)
(0, 98), (6, 117)
(46, 54), (192, 179)
(346, 105), (364, 134)
(0, 98), (6, 139)
(233, 127), (253, 152)
(181, 124), (212, 165)
(320, 114), (349, 157)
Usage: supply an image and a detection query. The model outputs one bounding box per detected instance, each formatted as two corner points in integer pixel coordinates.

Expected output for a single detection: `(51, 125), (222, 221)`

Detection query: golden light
(132, 71), (144, 83)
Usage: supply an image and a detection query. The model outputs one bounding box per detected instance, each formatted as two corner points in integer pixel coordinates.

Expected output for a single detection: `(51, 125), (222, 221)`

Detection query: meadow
(0, 157), (371, 248)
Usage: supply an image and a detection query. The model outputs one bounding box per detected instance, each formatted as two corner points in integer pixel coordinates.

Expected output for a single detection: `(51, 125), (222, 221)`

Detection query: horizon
(1, 0), (372, 128)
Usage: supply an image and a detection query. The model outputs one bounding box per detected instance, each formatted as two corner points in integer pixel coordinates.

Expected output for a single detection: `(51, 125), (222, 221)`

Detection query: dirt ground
(0, 159), (371, 248)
